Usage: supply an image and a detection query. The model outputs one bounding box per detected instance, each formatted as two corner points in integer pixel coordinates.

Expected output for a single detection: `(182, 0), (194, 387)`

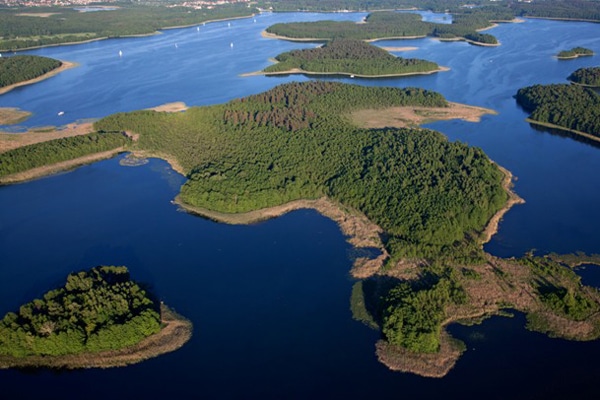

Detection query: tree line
(0, 55), (62, 88)
(263, 38), (439, 76)
(0, 132), (130, 178)
(0, 266), (161, 357)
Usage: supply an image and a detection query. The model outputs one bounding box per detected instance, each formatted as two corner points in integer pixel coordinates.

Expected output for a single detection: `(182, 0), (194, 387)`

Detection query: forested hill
(0, 266), (161, 358)
(95, 81), (507, 262)
(266, 11), (500, 45)
(516, 83), (600, 139)
(0, 55), (62, 88)
(263, 39), (440, 76)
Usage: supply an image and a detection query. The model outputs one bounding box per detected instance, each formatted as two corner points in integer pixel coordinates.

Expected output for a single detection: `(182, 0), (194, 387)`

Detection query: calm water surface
(1, 12), (600, 399)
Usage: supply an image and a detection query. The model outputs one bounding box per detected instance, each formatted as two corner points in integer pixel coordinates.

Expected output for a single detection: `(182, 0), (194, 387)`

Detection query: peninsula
(516, 82), (600, 143)
(568, 66), (600, 87)
(0, 55), (73, 96)
(0, 266), (192, 369)
(251, 39), (444, 78)
(5, 81), (600, 377)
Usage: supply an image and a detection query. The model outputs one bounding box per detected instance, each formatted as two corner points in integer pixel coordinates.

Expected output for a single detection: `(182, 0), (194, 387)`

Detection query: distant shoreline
(0, 60), (77, 96)
(0, 304), (192, 369)
(242, 65), (449, 78)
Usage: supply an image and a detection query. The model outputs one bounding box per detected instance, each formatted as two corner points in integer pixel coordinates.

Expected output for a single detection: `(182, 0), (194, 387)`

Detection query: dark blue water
(1, 12), (600, 398)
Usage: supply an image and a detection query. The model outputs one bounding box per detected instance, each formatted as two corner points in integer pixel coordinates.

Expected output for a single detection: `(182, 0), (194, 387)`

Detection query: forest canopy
(516, 83), (600, 139)
(0, 266), (161, 357)
(557, 47), (594, 59)
(568, 66), (600, 86)
(94, 81), (507, 261)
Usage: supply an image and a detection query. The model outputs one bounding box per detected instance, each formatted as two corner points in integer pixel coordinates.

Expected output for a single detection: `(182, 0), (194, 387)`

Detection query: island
(0, 55), (74, 96)
(0, 266), (192, 369)
(516, 82), (600, 142)
(568, 66), (600, 87)
(251, 39), (444, 78)
(556, 47), (594, 59)
(264, 11), (505, 46)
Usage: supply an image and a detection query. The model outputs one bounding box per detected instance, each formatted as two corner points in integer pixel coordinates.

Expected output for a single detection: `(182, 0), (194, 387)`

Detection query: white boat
(58, 111), (65, 116)
(119, 50), (123, 57)
(230, 42), (234, 48)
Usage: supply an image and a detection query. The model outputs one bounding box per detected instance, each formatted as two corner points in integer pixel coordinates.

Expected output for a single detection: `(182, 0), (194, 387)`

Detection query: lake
(1, 11), (600, 399)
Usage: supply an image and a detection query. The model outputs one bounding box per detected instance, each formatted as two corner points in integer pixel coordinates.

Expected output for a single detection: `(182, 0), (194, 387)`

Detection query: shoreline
(557, 53), (594, 60)
(478, 163), (525, 244)
(0, 147), (126, 185)
(0, 60), (78, 96)
(242, 65), (449, 78)
(0, 304), (192, 369)
(525, 118), (600, 144)
(1, 13), (256, 53)
(174, 195), (387, 277)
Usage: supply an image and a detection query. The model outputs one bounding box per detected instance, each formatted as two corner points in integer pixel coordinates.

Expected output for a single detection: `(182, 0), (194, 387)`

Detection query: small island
(0, 55), (74, 95)
(557, 47), (594, 59)
(0, 266), (192, 369)
(516, 82), (600, 142)
(568, 66), (600, 87)
(253, 39), (444, 78)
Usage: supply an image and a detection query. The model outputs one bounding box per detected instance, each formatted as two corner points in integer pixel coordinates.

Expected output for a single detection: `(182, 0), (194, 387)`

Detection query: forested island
(0, 266), (192, 369)
(258, 39), (442, 77)
(265, 11), (501, 46)
(568, 66), (600, 86)
(0, 4), (255, 51)
(557, 47), (594, 59)
(516, 83), (600, 142)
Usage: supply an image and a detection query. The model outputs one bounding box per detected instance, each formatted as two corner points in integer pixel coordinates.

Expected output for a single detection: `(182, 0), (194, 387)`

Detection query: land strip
(0, 61), (77, 96)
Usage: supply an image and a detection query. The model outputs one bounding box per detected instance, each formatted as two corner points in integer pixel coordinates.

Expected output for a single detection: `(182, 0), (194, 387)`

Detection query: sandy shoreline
(0, 60), (78, 96)
(0, 122), (95, 153)
(242, 65), (449, 78)
(0, 304), (192, 369)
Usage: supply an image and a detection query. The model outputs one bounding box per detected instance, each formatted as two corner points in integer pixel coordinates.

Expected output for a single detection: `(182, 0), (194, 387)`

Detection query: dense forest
(0, 4), (255, 51)
(0, 55), (62, 88)
(266, 10), (500, 45)
(557, 47), (594, 59)
(263, 39), (440, 76)
(0, 266), (161, 357)
(0, 132), (130, 178)
(568, 66), (600, 86)
(95, 81), (506, 262)
(516, 83), (600, 139)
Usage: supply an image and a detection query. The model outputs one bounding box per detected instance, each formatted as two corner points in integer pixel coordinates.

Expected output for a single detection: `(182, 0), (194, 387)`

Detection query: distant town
(0, 0), (252, 8)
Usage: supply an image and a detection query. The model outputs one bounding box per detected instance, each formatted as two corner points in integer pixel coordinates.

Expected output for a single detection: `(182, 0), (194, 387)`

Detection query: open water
(1, 11), (600, 399)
